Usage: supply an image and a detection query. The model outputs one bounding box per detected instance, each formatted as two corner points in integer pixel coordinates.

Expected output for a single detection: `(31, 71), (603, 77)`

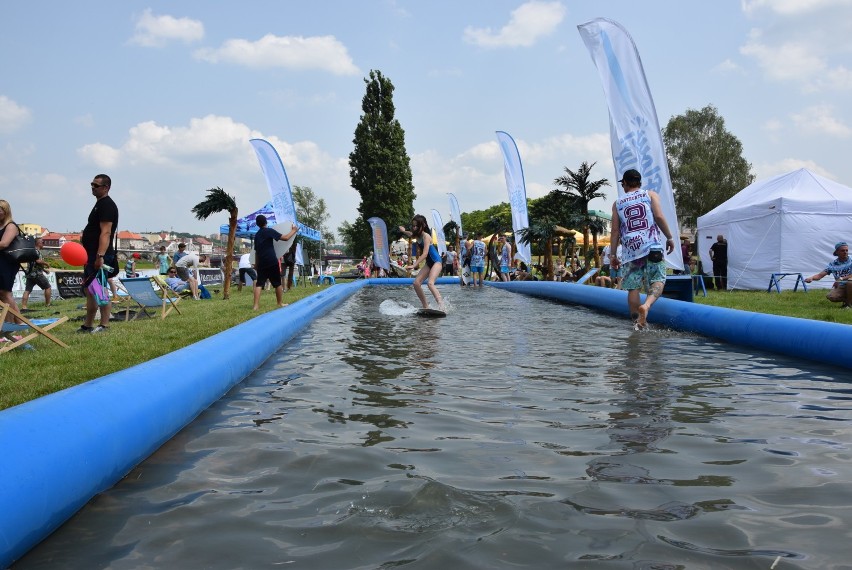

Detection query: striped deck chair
(1, 301), (69, 353)
(151, 274), (193, 299)
(119, 277), (182, 320)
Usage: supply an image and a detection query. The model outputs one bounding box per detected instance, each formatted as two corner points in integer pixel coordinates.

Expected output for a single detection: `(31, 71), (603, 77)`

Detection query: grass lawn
(0, 281), (340, 410)
(694, 287), (852, 323)
(2, 280), (849, 410)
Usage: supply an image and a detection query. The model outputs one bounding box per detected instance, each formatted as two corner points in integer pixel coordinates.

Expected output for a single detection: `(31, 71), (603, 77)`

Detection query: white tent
(697, 168), (852, 290)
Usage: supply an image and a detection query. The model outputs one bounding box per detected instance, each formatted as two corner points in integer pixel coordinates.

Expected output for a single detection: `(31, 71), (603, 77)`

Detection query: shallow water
(17, 286), (852, 569)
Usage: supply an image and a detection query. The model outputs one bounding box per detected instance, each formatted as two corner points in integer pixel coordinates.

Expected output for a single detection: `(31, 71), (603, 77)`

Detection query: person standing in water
(610, 169), (675, 329)
(399, 214), (445, 310)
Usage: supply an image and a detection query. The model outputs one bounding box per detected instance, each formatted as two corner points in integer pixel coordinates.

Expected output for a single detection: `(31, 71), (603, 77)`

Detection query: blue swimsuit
(418, 236), (442, 268)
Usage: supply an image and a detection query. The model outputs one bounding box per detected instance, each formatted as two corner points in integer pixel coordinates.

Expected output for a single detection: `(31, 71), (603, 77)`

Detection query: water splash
(379, 299), (419, 316)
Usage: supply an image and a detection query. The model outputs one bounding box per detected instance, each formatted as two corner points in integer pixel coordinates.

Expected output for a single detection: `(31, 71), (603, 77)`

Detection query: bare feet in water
(636, 305), (648, 329)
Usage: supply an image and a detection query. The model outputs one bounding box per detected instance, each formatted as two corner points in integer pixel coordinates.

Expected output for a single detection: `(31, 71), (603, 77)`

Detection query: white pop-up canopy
(697, 168), (852, 290)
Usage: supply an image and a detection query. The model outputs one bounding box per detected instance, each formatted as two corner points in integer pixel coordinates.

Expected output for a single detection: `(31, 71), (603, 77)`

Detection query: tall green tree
(292, 185), (334, 266)
(348, 69), (415, 256)
(337, 220), (358, 257)
(461, 203), (512, 239)
(192, 187), (237, 299)
(553, 161), (609, 271)
(663, 104), (754, 228)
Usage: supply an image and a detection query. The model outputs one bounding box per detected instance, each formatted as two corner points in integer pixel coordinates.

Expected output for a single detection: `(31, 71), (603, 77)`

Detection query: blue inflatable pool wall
(2, 278), (851, 568)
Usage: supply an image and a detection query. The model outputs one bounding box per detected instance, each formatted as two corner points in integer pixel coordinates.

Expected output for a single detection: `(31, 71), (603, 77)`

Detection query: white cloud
(77, 142), (122, 169)
(742, 0), (852, 16)
(740, 30), (852, 91)
(821, 65), (852, 90)
(791, 104), (852, 137)
(739, 0), (852, 92)
(0, 95), (32, 133)
(463, 1), (566, 48)
(740, 30), (824, 82)
(194, 34), (360, 75)
(754, 158), (836, 179)
(410, 131), (613, 218)
(71, 114), (357, 233)
(712, 59), (744, 75)
(78, 115), (263, 169)
(763, 118), (783, 132)
(129, 9), (204, 48)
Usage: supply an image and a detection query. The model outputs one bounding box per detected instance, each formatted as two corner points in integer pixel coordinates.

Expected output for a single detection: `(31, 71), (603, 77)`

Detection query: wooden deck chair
(109, 279), (134, 319)
(1, 301), (69, 353)
(573, 267), (599, 285)
(151, 274), (193, 299)
(119, 276), (182, 320)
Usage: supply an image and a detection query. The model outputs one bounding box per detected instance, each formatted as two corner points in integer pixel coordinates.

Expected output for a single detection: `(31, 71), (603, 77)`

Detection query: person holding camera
(609, 169), (675, 330)
(805, 241), (852, 308)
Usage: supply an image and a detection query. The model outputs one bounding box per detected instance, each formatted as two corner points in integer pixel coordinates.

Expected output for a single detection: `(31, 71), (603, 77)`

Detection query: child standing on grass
(399, 214), (445, 310)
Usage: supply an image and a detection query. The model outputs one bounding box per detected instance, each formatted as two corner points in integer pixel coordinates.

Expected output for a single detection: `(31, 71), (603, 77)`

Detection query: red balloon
(60, 242), (88, 266)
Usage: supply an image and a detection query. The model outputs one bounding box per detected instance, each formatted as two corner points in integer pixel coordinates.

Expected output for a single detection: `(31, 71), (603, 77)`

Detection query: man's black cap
(618, 169), (641, 183)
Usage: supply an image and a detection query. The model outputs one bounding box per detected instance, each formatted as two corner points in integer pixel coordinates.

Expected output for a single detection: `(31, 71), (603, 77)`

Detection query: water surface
(18, 286), (852, 569)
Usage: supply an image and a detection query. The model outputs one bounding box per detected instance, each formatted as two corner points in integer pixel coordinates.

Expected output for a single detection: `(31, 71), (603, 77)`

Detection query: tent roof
(700, 168), (852, 224)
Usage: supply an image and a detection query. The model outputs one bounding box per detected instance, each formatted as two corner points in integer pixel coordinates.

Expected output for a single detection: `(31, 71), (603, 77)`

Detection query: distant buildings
(18, 224), (228, 259)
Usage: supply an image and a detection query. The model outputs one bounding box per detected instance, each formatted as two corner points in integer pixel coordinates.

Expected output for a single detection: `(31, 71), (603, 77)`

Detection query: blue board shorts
(621, 256), (666, 291)
(470, 265), (484, 274)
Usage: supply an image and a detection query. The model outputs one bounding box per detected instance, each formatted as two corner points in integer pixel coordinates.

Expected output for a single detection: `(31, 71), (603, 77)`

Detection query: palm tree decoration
(554, 161), (610, 271)
(517, 219), (558, 280)
(443, 220), (460, 252)
(587, 217), (607, 268)
(192, 187), (238, 300)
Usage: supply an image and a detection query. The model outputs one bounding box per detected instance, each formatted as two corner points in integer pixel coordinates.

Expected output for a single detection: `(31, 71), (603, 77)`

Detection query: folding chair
(572, 267), (599, 284)
(119, 277), (182, 320)
(1, 301), (69, 353)
(151, 274), (194, 299)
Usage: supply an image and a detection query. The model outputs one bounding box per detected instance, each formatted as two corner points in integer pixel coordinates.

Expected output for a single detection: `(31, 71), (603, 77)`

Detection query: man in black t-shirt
(252, 214), (296, 310)
(709, 234), (728, 290)
(80, 173), (119, 333)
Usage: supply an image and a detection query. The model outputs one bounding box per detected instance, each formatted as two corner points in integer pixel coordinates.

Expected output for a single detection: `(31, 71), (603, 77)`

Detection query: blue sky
(2, 0), (851, 237)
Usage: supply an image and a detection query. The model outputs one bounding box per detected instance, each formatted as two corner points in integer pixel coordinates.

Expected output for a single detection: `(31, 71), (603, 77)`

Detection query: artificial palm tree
(587, 217), (607, 268)
(517, 219), (558, 280)
(554, 161), (610, 271)
(192, 187), (238, 300)
(443, 220), (460, 252)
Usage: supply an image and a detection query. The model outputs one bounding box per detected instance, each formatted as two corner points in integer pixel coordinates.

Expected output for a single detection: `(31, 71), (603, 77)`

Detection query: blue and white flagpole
(577, 18), (684, 270)
(495, 131), (531, 267)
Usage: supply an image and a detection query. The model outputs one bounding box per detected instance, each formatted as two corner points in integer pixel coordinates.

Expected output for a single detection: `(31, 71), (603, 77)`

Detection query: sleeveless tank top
(615, 189), (662, 263)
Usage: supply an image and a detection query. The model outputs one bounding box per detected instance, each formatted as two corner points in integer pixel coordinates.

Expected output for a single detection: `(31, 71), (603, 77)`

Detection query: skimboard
(249, 221), (296, 264)
(460, 264), (471, 286)
(417, 308), (446, 318)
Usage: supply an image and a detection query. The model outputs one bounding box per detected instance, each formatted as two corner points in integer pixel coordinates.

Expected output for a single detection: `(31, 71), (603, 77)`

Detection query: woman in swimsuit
(399, 214), (445, 310)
